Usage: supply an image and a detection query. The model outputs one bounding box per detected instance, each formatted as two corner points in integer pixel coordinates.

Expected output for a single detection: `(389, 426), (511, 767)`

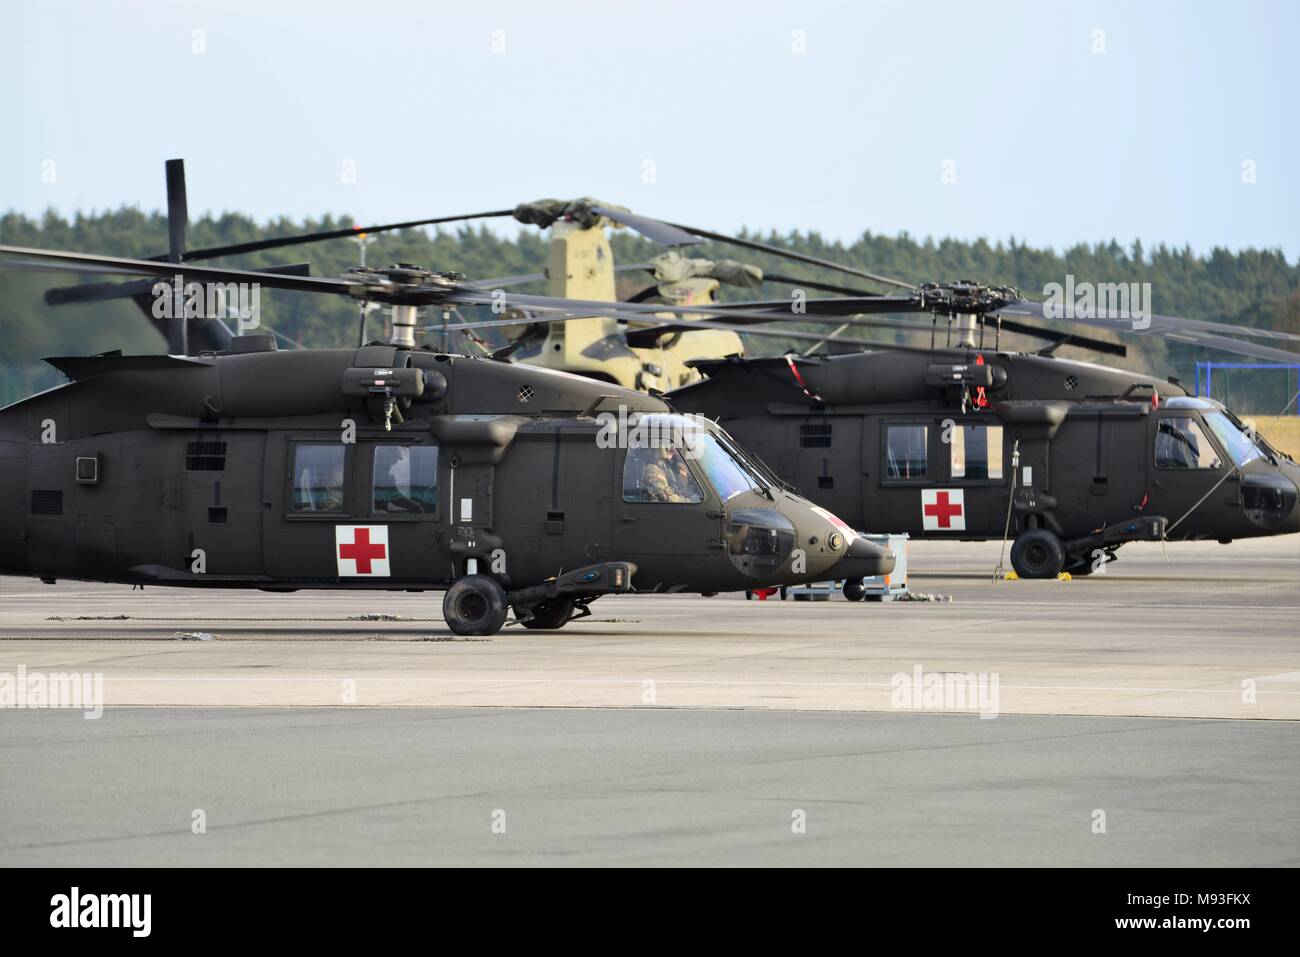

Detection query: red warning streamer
(786, 356), (824, 404)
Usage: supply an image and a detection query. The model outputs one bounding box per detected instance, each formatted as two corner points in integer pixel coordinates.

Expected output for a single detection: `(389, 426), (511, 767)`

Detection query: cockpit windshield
(1204, 411), (1264, 467)
(689, 427), (766, 501)
(619, 414), (767, 503)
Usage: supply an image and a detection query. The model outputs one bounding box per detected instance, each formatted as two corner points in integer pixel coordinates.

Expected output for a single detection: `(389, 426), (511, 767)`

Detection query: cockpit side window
(623, 445), (704, 504)
(1155, 416), (1222, 469)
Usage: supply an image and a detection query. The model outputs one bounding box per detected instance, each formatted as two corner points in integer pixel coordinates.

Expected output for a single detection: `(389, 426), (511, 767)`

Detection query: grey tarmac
(0, 536), (1296, 866)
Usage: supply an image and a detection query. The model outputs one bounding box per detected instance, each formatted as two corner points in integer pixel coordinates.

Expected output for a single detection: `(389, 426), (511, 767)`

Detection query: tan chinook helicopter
(495, 201), (762, 392)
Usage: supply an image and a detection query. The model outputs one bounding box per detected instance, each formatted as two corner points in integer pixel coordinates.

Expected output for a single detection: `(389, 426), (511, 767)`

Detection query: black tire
(520, 597), (574, 630)
(842, 578), (866, 602)
(1010, 529), (1066, 579)
(443, 574), (509, 636)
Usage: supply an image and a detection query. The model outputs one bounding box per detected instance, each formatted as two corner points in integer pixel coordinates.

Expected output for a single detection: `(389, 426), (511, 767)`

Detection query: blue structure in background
(1194, 362), (1300, 415)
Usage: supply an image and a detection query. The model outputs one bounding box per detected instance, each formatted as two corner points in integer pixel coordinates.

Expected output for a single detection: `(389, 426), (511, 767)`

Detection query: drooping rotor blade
(710, 289), (1297, 364)
(463, 271), (548, 290)
(449, 288), (926, 329)
(437, 310), (880, 349)
(998, 300), (1300, 345)
(1, 245), (931, 331)
(587, 205), (702, 247)
(761, 271), (879, 296)
(174, 210), (518, 263)
(42, 261), (314, 308)
(704, 295), (926, 316)
(746, 272), (1127, 355)
(997, 300), (1300, 365)
(663, 223), (915, 290)
(989, 316), (1127, 357)
(3, 246), (363, 297)
(44, 277), (157, 306)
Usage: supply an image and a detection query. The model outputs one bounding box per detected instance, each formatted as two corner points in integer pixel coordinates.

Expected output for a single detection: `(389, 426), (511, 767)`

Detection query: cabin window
(623, 445), (704, 504)
(372, 445), (439, 515)
(950, 424), (1004, 480)
(1155, 416), (1221, 470)
(291, 444), (346, 512)
(885, 425), (928, 479)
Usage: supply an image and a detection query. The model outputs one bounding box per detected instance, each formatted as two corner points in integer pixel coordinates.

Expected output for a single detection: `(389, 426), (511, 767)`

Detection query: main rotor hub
(344, 263), (467, 305)
(918, 281), (1021, 317)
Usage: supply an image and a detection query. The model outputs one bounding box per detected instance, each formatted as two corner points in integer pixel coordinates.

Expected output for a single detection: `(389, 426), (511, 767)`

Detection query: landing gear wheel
(520, 597), (575, 630)
(843, 578), (866, 602)
(1010, 529), (1066, 580)
(443, 574), (509, 636)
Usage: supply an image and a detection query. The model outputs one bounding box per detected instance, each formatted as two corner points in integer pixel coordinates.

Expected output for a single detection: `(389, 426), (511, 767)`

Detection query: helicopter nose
(828, 536), (896, 580)
(1283, 462), (1300, 533)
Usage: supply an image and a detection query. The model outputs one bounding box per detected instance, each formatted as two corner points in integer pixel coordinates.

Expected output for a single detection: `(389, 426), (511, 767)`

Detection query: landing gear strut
(519, 597), (575, 630)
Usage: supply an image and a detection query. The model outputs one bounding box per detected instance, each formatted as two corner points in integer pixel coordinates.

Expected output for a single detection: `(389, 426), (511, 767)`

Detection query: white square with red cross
(335, 524), (391, 576)
(920, 489), (965, 531)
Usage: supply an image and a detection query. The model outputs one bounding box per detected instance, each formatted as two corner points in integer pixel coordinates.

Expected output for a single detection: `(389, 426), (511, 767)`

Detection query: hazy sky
(3, 0), (1296, 259)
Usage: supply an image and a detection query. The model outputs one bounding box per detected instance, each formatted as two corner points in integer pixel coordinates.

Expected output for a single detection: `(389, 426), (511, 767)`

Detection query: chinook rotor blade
(587, 205), (702, 247)
(662, 223), (915, 290)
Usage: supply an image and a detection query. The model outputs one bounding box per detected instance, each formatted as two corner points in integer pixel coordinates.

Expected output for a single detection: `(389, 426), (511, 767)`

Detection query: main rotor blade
(705, 295), (926, 316)
(176, 210), (516, 262)
(450, 288), (925, 328)
(437, 310), (882, 348)
(3, 246), (360, 297)
(664, 223), (915, 290)
(44, 277), (157, 306)
(588, 205), (702, 247)
(998, 300), (1300, 365)
(990, 316), (1127, 357)
(999, 300), (1300, 344)
(42, 262), (311, 307)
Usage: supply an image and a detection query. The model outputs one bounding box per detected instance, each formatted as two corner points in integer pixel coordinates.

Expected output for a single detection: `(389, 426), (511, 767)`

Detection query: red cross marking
(339, 527), (386, 573)
(924, 491), (963, 528)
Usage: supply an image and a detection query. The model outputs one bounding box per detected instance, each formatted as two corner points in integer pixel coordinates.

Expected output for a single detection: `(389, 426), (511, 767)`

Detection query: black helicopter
(0, 227), (896, 634)
(15, 161), (1297, 591)
(655, 280), (1300, 582)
